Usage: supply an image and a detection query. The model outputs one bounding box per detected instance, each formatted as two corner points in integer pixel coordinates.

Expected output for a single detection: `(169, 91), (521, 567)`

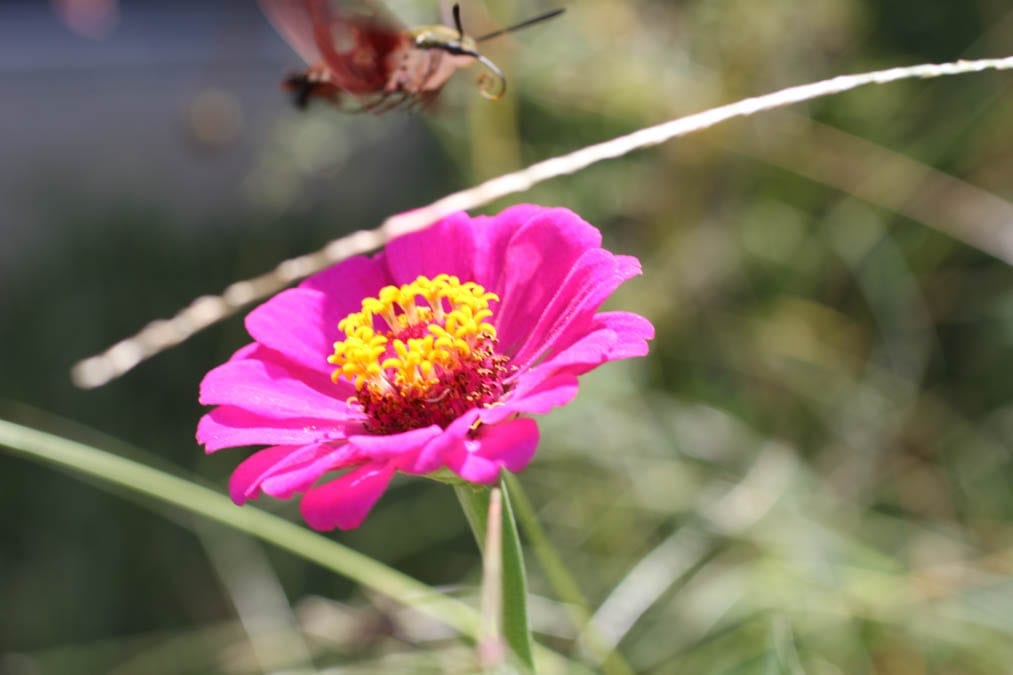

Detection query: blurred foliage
(1, 0), (1012, 673)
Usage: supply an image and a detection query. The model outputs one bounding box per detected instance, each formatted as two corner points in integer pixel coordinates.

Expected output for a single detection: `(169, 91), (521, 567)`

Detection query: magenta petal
(491, 210), (606, 350)
(245, 288), (339, 377)
(385, 212), (478, 284)
(519, 327), (631, 384)
(346, 425), (443, 464)
(230, 443), (365, 504)
(260, 444), (362, 499)
(507, 250), (643, 371)
(299, 255), (390, 319)
(591, 311), (655, 359)
(228, 444), (306, 504)
(229, 342), (261, 362)
(484, 314), (652, 425)
(481, 374), (580, 424)
(527, 311), (655, 379)
(228, 343), (355, 400)
(468, 204), (544, 291)
(445, 417), (541, 484)
(200, 359), (359, 422)
(300, 463), (397, 531)
(505, 248), (614, 366)
(197, 406), (353, 452)
(410, 410), (482, 475)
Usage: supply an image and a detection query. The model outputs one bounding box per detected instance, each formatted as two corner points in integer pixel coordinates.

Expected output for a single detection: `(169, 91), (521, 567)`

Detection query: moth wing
(261, 0), (406, 94)
(259, 0), (324, 66)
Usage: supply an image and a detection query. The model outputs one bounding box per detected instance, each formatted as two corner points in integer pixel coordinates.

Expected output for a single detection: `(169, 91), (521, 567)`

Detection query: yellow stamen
(329, 274), (499, 398)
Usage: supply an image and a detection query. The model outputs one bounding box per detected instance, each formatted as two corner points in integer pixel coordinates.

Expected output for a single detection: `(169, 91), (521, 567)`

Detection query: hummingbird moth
(259, 0), (564, 113)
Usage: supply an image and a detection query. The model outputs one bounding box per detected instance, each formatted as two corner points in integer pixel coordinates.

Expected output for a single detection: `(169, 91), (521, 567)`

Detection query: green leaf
(504, 472), (636, 675)
(456, 476), (535, 672)
(0, 418), (479, 638)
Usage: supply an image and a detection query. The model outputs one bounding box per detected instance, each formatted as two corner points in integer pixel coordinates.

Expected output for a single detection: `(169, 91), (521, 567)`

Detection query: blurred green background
(2, 0), (1012, 673)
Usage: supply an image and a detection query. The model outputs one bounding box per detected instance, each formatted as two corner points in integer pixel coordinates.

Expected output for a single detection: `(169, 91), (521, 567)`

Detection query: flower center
(329, 274), (513, 434)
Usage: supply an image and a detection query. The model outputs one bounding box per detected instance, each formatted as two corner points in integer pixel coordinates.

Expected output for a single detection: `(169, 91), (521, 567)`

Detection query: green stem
(455, 477), (535, 671)
(504, 473), (636, 675)
(479, 487), (505, 670)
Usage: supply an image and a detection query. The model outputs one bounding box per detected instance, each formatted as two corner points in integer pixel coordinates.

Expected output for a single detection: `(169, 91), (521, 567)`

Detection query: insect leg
(367, 92), (409, 115)
(415, 88), (442, 111)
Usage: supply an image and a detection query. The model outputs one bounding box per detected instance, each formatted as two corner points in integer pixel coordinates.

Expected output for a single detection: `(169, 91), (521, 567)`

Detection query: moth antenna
(444, 3), (506, 99)
(452, 3), (465, 41)
(475, 8), (565, 43)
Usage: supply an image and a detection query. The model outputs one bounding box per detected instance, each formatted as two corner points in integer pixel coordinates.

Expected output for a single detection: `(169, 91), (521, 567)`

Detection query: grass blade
(0, 418), (479, 638)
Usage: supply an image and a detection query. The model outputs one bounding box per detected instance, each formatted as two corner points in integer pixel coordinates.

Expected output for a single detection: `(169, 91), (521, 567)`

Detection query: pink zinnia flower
(197, 205), (653, 530)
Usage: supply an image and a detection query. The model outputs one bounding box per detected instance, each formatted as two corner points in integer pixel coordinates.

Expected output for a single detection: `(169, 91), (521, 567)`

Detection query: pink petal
(491, 212), (615, 356)
(197, 405), (355, 452)
(590, 311), (655, 360)
(346, 425), (444, 465)
(480, 374), (580, 425)
(299, 255), (390, 319)
(300, 463), (397, 531)
(443, 416), (541, 484)
(468, 204), (545, 292)
(227, 343), (355, 401)
(410, 409), (482, 475)
(481, 313), (653, 425)
(229, 342), (262, 362)
(516, 315), (651, 385)
(228, 443), (363, 504)
(385, 212), (478, 284)
(260, 444), (363, 499)
(504, 248), (613, 364)
(499, 208), (601, 277)
(199, 359), (359, 422)
(228, 444), (314, 503)
(507, 251), (643, 371)
(542, 311), (655, 374)
(245, 288), (342, 378)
